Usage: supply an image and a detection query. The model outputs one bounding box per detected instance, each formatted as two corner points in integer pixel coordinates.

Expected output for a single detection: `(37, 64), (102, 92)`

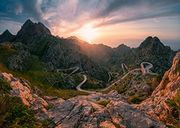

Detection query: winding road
(141, 62), (158, 75)
(121, 63), (129, 74)
(76, 75), (96, 94)
(56, 66), (79, 76)
(76, 61), (157, 94)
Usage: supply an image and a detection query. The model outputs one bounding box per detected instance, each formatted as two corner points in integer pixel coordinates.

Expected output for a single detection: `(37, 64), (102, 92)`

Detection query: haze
(0, 0), (180, 49)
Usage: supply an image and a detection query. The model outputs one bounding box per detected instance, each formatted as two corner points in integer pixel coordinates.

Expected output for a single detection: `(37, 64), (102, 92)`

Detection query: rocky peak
(23, 19), (33, 27)
(116, 44), (130, 50)
(138, 36), (173, 56)
(114, 44), (132, 55)
(15, 19), (51, 42)
(0, 29), (14, 43)
(2, 30), (12, 35)
(138, 52), (180, 126)
(152, 51), (180, 95)
(139, 36), (165, 50)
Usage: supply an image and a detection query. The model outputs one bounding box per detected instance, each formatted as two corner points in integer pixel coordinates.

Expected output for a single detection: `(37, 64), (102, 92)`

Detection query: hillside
(0, 51), (179, 127)
(0, 20), (176, 96)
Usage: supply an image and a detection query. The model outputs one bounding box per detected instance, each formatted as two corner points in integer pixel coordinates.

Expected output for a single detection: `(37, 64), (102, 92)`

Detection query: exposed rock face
(14, 19), (52, 55)
(8, 50), (31, 71)
(0, 20), (178, 127)
(0, 30), (15, 43)
(15, 19), (51, 43)
(0, 72), (48, 110)
(48, 95), (164, 128)
(10, 20), (109, 81)
(138, 52), (180, 125)
(1, 20), (174, 82)
(0, 72), (165, 128)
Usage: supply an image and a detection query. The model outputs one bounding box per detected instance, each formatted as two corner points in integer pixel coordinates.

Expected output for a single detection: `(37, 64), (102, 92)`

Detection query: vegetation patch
(128, 95), (143, 104)
(96, 99), (110, 107)
(165, 91), (180, 127)
(0, 77), (11, 93)
(0, 44), (87, 99)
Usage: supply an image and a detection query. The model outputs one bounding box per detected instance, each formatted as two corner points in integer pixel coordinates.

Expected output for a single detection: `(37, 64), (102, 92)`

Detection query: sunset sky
(0, 0), (180, 49)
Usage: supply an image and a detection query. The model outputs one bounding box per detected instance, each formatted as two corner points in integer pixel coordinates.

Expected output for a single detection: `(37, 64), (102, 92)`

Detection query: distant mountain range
(0, 19), (179, 128)
(0, 19), (176, 82)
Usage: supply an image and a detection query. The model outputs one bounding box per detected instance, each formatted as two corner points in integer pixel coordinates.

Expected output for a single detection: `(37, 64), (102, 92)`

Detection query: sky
(0, 0), (180, 50)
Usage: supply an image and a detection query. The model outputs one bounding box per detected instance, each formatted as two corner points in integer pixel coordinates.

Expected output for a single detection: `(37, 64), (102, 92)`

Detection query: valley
(0, 20), (179, 128)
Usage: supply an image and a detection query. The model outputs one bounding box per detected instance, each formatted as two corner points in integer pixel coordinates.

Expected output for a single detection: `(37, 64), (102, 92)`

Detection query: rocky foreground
(0, 52), (180, 128)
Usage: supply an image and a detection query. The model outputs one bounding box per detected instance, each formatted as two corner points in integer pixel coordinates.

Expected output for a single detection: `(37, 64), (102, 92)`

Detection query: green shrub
(165, 92), (180, 127)
(0, 77), (11, 93)
(128, 95), (142, 104)
(0, 95), (42, 128)
(96, 99), (110, 107)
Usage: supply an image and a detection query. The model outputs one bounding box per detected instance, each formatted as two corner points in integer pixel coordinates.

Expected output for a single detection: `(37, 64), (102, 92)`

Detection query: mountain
(69, 36), (175, 74)
(43, 37), (109, 81)
(0, 30), (15, 43)
(10, 19), (109, 82)
(136, 36), (175, 73)
(0, 52), (179, 127)
(109, 44), (137, 70)
(15, 19), (51, 42)
(0, 19), (179, 127)
(138, 52), (180, 126)
(66, 37), (113, 64)
(0, 19), (176, 85)
(138, 36), (172, 55)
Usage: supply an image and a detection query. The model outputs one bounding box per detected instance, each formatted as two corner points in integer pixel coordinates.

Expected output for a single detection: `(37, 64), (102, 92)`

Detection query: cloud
(0, 0), (180, 35)
(0, 20), (21, 34)
(15, 4), (23, 15)
(20, 0), (43, 21)
(95, 2), (180, 27)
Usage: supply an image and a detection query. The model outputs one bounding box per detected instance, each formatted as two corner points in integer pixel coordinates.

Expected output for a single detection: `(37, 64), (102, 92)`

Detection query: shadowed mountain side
(0, 19), (176, 82)
(0, 30), (15, 43)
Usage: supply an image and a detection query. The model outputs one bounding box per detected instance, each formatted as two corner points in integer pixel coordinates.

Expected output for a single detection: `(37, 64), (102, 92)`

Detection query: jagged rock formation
(70, 36), (175, 74)
(15, 19), (51, 42)
(136, 36), (175, 73)
(13, 19), (52, 55)
(0, 30), (15, 43)
(0, 72), (167, 128)
(0, 72), (48, 110)
(9, 19), (109, 82)
(0, 20), (175, 83)
(137, 52), (180, 126)
(1, 52), (179, 127)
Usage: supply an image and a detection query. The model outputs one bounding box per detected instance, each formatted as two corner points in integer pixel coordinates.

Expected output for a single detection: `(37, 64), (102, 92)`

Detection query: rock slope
(0, 73), (165, 128)
(2, 52), (180, 128)
(1, 52), (179, 127)
(0, 30), (15, 43)
(138, 52), (180, 126)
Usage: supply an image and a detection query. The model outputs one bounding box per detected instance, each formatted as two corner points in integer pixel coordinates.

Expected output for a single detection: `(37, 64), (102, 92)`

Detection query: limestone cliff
(138, 52), (180, 126)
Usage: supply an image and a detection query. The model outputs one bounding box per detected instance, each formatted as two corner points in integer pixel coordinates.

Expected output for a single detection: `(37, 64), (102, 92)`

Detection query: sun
(79, 24), (97, 43)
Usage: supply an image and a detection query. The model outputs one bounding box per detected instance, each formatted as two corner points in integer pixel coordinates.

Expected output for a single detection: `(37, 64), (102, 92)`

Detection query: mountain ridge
(0, 19), (176, 82)
(0, 29), (15, 43)
(0, 51), (179, 127)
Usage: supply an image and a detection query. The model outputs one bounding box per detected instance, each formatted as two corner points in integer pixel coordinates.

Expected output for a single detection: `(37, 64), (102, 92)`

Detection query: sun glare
(79, 24), (97, 43)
